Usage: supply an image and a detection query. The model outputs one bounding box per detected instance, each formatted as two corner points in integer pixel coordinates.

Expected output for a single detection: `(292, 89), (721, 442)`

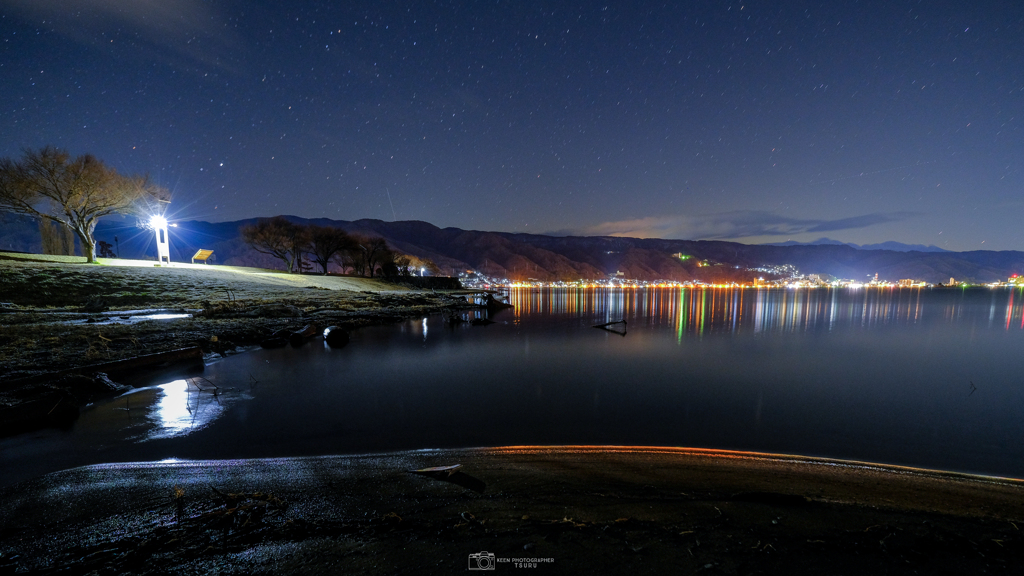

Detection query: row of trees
(240, 216), (439, 278)
(0, 146), (167, 263)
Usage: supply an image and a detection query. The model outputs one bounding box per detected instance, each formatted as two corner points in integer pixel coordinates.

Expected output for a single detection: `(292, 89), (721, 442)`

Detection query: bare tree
(332, 244), (362, 275)
(239, 216), (308, 272)
(376, 249), (398, 279)
(0, 146), (166, 263)
(360, 236), (391, 278)
(307, 225), (356, 274)
(380, 253), (412, 279)
(341, 234), (370, 276)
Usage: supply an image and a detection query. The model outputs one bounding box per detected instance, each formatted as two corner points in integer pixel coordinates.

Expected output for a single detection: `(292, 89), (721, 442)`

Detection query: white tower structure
(152, 215), (170, 264)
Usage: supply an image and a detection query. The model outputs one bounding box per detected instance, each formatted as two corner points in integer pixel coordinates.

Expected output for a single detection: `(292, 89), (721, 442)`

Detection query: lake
(4, 286), (1024, 487)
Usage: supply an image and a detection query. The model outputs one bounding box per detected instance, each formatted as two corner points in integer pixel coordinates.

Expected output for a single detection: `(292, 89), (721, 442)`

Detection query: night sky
(2, 1), (1022, 251)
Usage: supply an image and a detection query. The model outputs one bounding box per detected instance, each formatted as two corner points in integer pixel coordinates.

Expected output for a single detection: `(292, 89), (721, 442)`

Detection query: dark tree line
(240, 217), (439, 278)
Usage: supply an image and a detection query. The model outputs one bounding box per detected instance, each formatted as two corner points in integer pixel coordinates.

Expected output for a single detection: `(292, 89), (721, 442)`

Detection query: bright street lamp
(151, 215), (170, 264)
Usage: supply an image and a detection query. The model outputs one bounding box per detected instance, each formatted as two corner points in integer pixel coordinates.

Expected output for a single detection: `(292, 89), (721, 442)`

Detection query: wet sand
(2, 446), (1023, 574)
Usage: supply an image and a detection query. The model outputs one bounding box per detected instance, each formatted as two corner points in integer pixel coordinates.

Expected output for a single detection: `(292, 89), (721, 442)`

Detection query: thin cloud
(4, 0), (243, 75)
(805, 213), (916, 233)
(573, 211), (918, 240)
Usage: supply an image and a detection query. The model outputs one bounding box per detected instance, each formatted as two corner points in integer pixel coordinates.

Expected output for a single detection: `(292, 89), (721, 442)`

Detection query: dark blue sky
(2, 1), (1022, 250)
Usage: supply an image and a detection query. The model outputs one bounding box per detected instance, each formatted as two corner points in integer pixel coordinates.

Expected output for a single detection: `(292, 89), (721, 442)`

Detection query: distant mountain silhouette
(766, 237), (950, 253)
(2, 214), (1022, 283)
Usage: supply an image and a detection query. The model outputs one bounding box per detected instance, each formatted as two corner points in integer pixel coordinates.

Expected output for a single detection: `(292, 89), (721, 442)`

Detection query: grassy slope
(0, 252), (404, 308)
(0, 253), (459, 384)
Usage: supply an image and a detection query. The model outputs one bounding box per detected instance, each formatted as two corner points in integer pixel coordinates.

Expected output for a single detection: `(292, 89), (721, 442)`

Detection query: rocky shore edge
(0, 291), (487, 438)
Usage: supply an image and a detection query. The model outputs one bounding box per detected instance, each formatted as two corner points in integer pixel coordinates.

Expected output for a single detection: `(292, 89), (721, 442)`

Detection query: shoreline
(0, 254), (484, 437)
(2, 446), (1023, 574)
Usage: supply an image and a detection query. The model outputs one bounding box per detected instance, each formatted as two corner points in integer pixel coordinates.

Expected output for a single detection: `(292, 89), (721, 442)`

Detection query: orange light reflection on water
(1005, 288), (1024, 331)
(505, 286), (1024, 336)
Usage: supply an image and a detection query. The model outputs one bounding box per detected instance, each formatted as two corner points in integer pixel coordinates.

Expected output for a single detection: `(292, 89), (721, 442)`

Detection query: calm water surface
(4, 287), (1024, 486)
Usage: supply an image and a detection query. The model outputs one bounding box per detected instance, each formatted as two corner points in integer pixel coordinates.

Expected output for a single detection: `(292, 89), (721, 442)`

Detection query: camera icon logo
(468, 551), (496, 570)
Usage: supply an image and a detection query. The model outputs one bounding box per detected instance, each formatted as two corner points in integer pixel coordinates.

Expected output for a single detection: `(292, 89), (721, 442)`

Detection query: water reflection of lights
(142, 313), (192, 321)
(508, 287), (1024, 335)
(145, 379), (226, 440)
(65, 312), (192, 326)
(1003, 288), (1024, 331)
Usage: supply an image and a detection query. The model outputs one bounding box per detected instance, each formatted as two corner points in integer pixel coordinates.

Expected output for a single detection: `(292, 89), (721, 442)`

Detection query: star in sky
(1, 1), (1022, 250)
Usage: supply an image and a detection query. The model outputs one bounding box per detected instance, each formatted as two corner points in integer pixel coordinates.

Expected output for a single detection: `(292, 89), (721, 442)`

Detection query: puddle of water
(0, 376), (248, 486)
(64, 313), (192, 325)
(133, 380), (234, 440)
(60, 381), (236, 443)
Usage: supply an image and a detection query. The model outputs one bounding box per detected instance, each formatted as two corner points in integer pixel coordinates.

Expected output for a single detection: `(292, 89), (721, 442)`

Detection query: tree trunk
(82, 238), (96, 263)
(76, 221), (97, 263)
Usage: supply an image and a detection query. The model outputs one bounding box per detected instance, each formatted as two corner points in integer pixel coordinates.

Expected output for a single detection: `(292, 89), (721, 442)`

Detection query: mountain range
(765, 238), (950, 253)
(2, 214), (1023, 283)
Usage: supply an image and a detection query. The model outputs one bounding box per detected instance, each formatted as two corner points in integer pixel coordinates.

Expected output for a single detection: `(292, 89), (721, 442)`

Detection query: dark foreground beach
(1, 446), (1023, 575)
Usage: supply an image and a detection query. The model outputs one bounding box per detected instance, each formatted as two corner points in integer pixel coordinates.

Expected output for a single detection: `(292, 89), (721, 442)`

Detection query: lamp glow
(151, 215), (170, 264)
